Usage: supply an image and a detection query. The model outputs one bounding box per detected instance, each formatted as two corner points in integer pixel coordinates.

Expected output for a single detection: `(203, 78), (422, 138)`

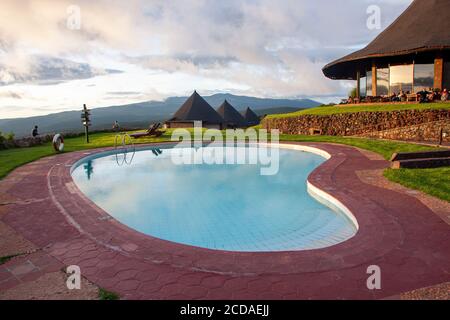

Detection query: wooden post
(82, 104), (91, 144)
(356, 71), (361, 100)
(434, 56), (444, 90)
(85, 124), (90, 144)
(372, 63), (377, 97)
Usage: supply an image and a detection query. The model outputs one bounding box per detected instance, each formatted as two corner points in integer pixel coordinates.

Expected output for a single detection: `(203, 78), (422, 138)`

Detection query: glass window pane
(359, 76), (366, 97)
(414, 64), (434, 92)
(443, 61), (450, 91)
(366, 71), (372, 96)
(390, 64), (413, 94)
(377, 68), (389, 96)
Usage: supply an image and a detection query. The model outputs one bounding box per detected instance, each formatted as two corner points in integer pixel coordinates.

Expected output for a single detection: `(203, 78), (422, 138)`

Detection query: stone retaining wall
(357, 120), (450, 143)
(262, 108), (450, 141)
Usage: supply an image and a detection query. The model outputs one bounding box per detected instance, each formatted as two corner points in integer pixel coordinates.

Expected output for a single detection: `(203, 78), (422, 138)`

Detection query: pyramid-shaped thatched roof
(216, 100), (247, 127)
(323, 0), (450, 79)
(242, 107), (260, 126)
(170, 91), (223, 124)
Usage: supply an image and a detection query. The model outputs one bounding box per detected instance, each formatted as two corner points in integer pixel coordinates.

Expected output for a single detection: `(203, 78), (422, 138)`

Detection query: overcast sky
(0, 0), (412, 119)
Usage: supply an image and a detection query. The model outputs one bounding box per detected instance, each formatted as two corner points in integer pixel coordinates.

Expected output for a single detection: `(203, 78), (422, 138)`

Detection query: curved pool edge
(306, 181), (359, 231)
(275, 143), (359, 231)
(48, 142), (405, 275)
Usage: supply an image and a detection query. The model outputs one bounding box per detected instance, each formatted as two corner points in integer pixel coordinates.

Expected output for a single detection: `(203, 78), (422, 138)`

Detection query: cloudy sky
(0, 0), (412, 119)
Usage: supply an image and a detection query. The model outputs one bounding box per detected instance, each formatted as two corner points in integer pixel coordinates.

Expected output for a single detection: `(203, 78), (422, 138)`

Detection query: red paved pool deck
(0, 142), (449, 300)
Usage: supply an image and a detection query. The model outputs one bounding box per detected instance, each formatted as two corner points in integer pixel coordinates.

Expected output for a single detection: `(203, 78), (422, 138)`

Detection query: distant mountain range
(0, 93), (321, 137)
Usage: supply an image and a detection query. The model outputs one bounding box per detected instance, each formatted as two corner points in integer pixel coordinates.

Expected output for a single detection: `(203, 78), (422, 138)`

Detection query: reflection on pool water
(71, 146), (357, 252)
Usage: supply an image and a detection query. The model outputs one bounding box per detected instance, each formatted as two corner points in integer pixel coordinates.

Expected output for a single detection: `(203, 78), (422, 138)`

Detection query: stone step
(390, 150), (450, 162)
(391, 157), (450, 169)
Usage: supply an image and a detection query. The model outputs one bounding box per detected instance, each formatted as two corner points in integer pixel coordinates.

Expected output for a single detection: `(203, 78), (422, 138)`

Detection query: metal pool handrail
(114, 133), (136, 166)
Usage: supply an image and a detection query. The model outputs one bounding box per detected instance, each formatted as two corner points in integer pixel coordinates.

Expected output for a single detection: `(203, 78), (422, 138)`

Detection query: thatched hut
(242, 107), (260, 127)
(166, 91), (224, 129)
(216, 100), (248, 128)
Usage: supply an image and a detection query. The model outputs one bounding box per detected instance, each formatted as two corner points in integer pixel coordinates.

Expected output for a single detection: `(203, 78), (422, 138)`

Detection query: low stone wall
(262, 108), (450, 139)
(357, 120), (450, 143)
(0, 128), (138, 150)
(0, 135), (54, 149)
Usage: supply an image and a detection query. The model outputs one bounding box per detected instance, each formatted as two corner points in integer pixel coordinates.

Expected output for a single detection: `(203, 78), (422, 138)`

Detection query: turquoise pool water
(71, 146), (357, 252)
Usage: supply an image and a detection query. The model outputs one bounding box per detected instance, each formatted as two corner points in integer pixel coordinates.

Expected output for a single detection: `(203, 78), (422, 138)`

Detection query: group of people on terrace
(391, 88), (449, 103)
(344, 87), (449, 105)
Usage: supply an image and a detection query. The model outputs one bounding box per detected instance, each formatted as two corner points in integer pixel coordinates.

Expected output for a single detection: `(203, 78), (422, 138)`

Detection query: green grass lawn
(0, 130), (181, 179)
(0, 130), (448, 202)
(384, 167), (450, 202)
(266, 101), (450, 119)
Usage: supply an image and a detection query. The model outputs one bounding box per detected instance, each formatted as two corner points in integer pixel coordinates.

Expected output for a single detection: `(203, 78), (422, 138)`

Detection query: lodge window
(366, 71), (372, 96)
(414, 64), (434, 92)
(359, 76), (366, 97)
(362, 61), (439, 97)
(389, 64), (413, 94)
(377, 68), (389, 96)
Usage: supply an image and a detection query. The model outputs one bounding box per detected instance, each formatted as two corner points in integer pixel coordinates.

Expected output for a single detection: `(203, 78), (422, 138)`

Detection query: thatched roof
(169, 91), (223, 124)
(323, 0), (450, 80)
(242, 107), (260, 126)
(216, 100), (247, 127)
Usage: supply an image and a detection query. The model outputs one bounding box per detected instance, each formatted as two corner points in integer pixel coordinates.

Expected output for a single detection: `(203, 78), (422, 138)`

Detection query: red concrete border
(1, 142), (449, 300)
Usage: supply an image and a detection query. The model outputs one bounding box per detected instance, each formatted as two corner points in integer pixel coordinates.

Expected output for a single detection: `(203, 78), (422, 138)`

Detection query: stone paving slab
(0, 271), (98, 300)
(0, 142), (449, 300)
(0, 220), (37, 257)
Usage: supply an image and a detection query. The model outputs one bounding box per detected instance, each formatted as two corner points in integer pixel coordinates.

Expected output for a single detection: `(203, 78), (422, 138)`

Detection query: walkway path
(0, 143), (449, 299)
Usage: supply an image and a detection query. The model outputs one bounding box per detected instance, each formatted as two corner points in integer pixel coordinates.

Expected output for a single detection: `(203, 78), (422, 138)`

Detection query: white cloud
(0, 55), (122, 85)
(0, 0), (413, 118)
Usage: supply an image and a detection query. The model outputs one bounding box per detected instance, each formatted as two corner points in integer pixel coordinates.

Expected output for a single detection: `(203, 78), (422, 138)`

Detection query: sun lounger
(130, 123), (164, 138)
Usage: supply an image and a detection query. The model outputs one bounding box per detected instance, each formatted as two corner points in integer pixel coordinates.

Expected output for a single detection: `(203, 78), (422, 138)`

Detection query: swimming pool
(71, 145), (358, 252)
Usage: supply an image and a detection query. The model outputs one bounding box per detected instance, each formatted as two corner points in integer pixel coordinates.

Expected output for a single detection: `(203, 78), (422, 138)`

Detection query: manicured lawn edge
(384, 168), (450, 202)
(266, 102), (450, 119)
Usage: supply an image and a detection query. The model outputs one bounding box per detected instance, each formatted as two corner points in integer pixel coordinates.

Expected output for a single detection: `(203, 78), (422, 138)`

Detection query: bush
(5, 132), (14, 142)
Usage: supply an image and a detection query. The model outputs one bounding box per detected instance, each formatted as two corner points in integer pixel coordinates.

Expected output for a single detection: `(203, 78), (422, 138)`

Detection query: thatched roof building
(323, 0), (450, 97)
(242, 107), (260, 127)
(216, 100), (247, 128)
(166, 91), (223, 129)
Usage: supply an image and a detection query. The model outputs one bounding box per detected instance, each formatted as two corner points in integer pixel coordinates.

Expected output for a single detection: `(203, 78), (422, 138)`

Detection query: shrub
(5, 132), (14, 142)
(98, 288), (119, 300)
(0, 131), (5, 149)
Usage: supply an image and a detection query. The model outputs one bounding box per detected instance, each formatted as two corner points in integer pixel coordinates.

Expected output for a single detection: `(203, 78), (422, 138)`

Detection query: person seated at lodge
(427, 88), (434, 102)
(442, 88), (449, 101)
(417, 89), (429, 103)
(427, 87), (442, 102)
(389, 92), (400, 102)
(390, 92), (399, 102)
